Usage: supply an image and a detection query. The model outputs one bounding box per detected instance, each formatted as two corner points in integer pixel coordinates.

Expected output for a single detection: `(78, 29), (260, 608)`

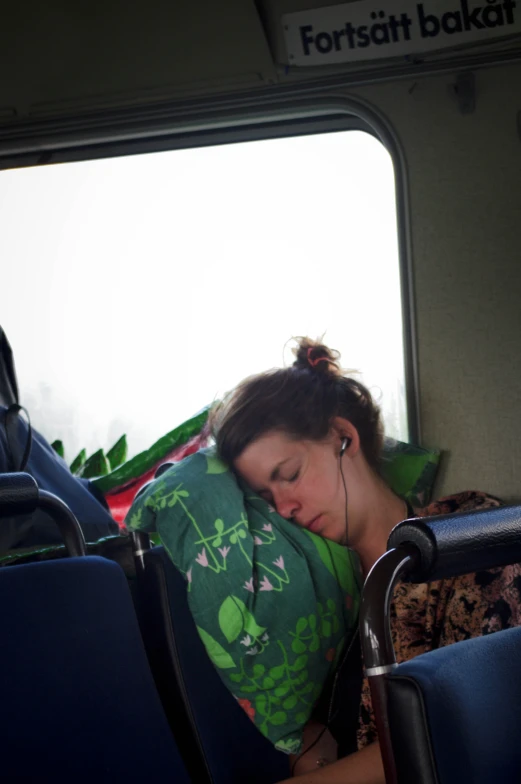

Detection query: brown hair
(211, 337), (383, 471)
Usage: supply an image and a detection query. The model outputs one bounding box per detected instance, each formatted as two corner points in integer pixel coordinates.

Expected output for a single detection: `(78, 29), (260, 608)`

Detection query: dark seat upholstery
(386, 625), (521, 784)
(0, 555), (191, 782)
(140, 546), (291, 784)
(0, 407), (118, 552)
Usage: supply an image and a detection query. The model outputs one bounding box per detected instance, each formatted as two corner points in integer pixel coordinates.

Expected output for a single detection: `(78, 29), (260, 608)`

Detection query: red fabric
(104, 434), (208, 526)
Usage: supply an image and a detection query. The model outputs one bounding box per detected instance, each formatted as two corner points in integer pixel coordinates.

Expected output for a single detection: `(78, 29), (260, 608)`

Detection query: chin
(319, 527), (345, 545)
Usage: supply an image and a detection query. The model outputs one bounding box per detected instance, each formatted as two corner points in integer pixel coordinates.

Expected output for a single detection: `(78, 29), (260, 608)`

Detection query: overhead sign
(283, 0), (521, 66)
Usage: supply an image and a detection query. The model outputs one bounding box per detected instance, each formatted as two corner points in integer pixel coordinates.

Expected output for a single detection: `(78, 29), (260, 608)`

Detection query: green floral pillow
(381, 438), (441, 509)
(127, 448), (361, 755)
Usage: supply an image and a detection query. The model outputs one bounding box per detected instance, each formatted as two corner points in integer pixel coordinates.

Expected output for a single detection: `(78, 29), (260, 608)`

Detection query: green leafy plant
(50, 440), (64, 458)
(106, 435), (128, 471)
(51, 434), (129, 477)
(70, 448), (87, 474)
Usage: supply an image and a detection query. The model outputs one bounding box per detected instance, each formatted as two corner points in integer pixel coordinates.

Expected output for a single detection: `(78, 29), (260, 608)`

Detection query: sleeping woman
(210, 337), (521, 782)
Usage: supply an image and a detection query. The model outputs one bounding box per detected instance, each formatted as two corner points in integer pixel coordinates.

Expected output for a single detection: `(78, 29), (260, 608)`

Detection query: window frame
(0, 93), (420, 444)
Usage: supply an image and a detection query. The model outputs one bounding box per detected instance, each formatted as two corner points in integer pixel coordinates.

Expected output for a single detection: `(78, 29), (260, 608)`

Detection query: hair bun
(292, 337), (341, 376)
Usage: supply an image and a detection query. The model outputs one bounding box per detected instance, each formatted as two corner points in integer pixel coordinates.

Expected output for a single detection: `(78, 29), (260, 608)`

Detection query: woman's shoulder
(415, 489), (502, 518)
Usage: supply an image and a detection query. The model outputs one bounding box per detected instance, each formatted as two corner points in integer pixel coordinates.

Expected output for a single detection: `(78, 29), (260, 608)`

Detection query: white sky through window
(1, 130), (407, 463)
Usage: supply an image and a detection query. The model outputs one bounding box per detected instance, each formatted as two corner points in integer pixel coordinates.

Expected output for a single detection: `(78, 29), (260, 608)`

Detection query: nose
(272, 487), (300, 520)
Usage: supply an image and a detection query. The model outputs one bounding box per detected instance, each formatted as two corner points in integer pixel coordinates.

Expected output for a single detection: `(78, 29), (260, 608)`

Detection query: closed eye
(286, 469), (300, 483)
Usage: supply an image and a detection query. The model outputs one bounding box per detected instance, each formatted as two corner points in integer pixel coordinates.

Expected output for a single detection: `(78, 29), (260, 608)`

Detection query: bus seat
(0, 554), (191, 782)
(361, 503), (521, 784)
(139, 545), (291, 784)
(386, 625), (521, 784)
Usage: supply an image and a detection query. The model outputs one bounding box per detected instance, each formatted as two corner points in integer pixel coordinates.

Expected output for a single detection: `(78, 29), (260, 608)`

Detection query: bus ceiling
(0, 0), (520, 161)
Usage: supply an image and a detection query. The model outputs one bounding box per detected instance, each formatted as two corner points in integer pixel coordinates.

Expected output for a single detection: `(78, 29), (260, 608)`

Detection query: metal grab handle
(360, 546), (417, 784)
(0, 473), (86, 558)
(388, 504), (521, 582)
(39, 490), (86, 558)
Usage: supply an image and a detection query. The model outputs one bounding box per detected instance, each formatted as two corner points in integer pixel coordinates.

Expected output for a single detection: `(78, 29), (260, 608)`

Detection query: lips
(306, 515), (323, 534)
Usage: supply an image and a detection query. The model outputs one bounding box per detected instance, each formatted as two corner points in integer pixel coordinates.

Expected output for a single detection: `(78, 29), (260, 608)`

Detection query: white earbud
(339, 437), (351, 457)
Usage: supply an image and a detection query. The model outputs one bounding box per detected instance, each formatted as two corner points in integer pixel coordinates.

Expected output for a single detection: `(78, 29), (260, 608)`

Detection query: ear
(330, 416), (360, 457)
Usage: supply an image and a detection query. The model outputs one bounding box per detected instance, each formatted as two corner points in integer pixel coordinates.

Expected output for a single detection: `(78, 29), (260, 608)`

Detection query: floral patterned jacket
(357, 490), (521, 748)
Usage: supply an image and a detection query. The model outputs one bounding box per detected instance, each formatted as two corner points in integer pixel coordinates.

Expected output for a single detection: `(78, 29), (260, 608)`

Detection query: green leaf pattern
(197, 626), (236, 669)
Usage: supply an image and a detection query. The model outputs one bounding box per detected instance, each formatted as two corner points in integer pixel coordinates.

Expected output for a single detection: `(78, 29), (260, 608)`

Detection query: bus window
(1, 129), (407, 462)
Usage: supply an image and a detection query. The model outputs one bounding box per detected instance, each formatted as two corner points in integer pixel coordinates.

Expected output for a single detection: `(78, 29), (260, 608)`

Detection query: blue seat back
(387, 626), (521, 784)
(0, 555), (190, 782)
(141, 546), (290, 784)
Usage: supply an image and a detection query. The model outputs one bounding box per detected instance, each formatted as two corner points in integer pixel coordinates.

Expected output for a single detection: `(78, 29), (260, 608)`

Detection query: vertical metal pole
(130, 530), (151, 577)
(38, 490), (87, 557)
(360, 547), (415, 784)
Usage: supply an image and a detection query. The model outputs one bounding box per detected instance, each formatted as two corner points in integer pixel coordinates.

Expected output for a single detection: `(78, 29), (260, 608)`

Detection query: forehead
(234, 431), (301, 485)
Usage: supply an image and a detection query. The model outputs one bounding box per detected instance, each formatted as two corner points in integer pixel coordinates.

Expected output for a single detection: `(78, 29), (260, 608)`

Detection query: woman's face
(234, 430), (349, 544)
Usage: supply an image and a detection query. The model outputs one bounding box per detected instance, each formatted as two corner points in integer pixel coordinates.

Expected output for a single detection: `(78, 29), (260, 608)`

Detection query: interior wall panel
(351, 64), (521, 501)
